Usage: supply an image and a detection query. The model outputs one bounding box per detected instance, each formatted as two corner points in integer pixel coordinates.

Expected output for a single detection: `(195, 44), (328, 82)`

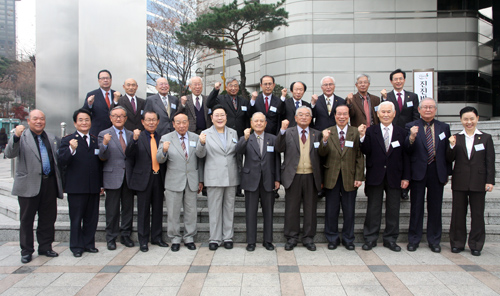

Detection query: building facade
(0, 0), (17, 60)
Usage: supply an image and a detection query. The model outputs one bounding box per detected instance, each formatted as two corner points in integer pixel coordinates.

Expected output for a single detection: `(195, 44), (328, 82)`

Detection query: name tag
(232, 138), (237, 143)
(241, 106), (247, 111)
(374, 106), (379, 112)
(407, 101), (413, 107)
(314, 142), (320, 148)
(267, 146), (274, 152)
(391, 141), (400, 148)
(475, 143), (485, 151)
(94, 149), (99, 155)
(208, 108), (212, 114)
(345, 140), (354, 148)
(171, 103), (177, 109)
(189, 141), (196, 147)
(269, 106), (277, 113)
(141, 110), (144, 115)
(439, 132), (446, 140)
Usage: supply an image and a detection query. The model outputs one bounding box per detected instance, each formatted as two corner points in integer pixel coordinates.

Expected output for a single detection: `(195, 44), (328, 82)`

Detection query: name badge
(141, 110), (144, 115)
(94, 149), (99, 155)
(407, 101), (413, 107)
(345, 140), (354, 148)
(439, 132), (446, 140)
(232, 138), (237, 143)
(269, 106), (277, 113)
(241, 106), (247, 111)
(208, 108), (212, 114)
(267, 146), (274, 152)
(374, 106), (379, 112)
(171, 103), (177, 109)
(391, 141), (400, 148)
(475, 143), (485, 151)
(189, 141), (196, 147)
(314, 142), (320, 148)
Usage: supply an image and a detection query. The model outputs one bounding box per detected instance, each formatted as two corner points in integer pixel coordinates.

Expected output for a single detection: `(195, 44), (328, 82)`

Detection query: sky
(16, 0), (36, 60)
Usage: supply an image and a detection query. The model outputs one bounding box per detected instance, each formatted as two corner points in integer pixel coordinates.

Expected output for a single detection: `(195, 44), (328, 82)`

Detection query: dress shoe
(38, 250), (59, 257)
(120, 236), (135, 247)
(184, 242), (196, 250)
(328, 238), (340, 250)
(342, 242), (355, 251)
(151, 239), (169, 247)
(401, 191), (409, 200)
(317, 191), (325, 199)
(274, 190), (280, 199)
(262, 242), (275, 251)
(140, 244), (149, 252)
(362, 241), (377, 251)
(383, 241), (401, 252)
(84, 247), (99, 253)
(284, 241), (297, 251)
(223, 241), (233, 249)
(73, 251), (83, 257)
(451, 247), (464, 253)
(235, 192), (244, 197)
(407, 243), (419, 252)
(107, 240), (116, 250)
(21, 254), (32, 263)
(304, 243), (317, 251)
(171, 243), (180, 252)
(209, 243), (219, 251)
(428, 244), (441, 253)
(471, 249), (481, 256)
(246, 244), (256, 251)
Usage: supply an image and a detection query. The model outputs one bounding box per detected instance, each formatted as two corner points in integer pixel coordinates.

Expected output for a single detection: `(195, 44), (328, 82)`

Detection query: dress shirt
(126, 94), (136, 104)
(70, 131), (90, 155)
(392, 90), (405, 105)
(457, 129), (482, 159)
(176, 131), (189, 155)
(336, 125), (348, 140)
(293, 99), (302, 108)
(297, 126), (309, 140)
(312, 94), (333, 108)
(192, 95), (203, 108)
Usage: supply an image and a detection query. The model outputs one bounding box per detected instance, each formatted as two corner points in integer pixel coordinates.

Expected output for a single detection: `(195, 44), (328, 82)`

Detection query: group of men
(7, 67), (452, 263)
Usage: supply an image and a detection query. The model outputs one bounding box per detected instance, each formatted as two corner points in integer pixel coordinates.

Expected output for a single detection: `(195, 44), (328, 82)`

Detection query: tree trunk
(236, 49), (247, 99)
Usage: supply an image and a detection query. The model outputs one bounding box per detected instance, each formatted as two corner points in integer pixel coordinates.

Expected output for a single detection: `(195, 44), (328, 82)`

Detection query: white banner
(413, 69), (434, 101)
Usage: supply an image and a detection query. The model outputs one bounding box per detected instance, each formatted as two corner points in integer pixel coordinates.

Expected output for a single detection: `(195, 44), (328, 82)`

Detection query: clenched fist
(281, 119), (289, 131)
(449, 135), (456, 146)
(69, 139), (78, 150)
(311, 94), (318, 105)
(251, 91), (258, 101)
(113, 91), (121, 103)
(244, 128), (251, 141)
(133, 129), (141, 141)
(281, 88), (287, 97)
(162, 141), (170, 153)
(346, 93), (354, 104)
(103, 133), (112, 146)
(214, 82), (222, 91)
(380, 89), (387, 99)
(358, 124), (367, 138)
(14, 125), (25, 137)
(409, 126), (419, 142)
(199, 133), (207, 145)
(181, 96), (187, 106)
(322, 129), (331, 142)
(87, 95), (95, 106)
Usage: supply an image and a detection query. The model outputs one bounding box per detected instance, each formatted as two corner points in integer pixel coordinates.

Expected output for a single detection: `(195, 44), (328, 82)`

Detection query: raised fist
(251, 91), (258, 101)
(14, 125), (25, 137)
(449, 135), (456, 146)
(87, 95), (95, 106)
(311, 94), (318, 105)
(69, 139), (78, 150)
(162, 141), (170, 152)
(281, 119), (289, 131)
(199, 133), (207, 145)
(103, 133), (112, 146)
(133, 129), (141, 141)
(358, 124), (367, 138)
(322, 129), (331, 142)
(214, 82), (221, 91)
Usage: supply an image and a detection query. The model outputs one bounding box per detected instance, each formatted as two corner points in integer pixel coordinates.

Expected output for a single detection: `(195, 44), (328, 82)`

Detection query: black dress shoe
(223, 241), (233, 249)
(451, 247), (464, 253)
(151, 239), (169, 247)
(171, 244), (180, 252)
(107, 240), (116, 250)
(73, 251), (83, 257)
(362, 241), (377, 251)
(304, 243), (317, 251)
(383, 241), (401, 252)
(140, 244), (149, 252)
(342, 242), (355, 251)
(407, 243), (419, 252)
(246, 244), (256, 251)
(38, 250), (59, 257)
(235, 192), (244, 197)
(328, 238), (340, 250)
(262, 242), (275, 251)
(471, 249), (481, 256)
(184, 243), (196, 250)
(209, 243), (219, 251)
(401, 191), (409, 200)
(274, 190), (280, 199)
(21, 254), (32, 263)
(317, 191), (325, 199)
(428, 244), (441, 253)
(84, 247), (99, 253)
(120, 236), (135, 248)
(284, 241), (297, 251)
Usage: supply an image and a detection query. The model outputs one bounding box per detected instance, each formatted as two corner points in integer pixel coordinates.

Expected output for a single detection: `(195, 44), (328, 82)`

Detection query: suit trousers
(325, 172), (357, 244)
(245, 179), (275, 244)
(363, 176), (401, 243)
(450, 190), (486, 251)
(408, 162), (444, 245)
(207, 186), (236, 243)
(104, 180), (134, 242)
(284, 174), (317, 244)
(18, 175), (58, 256)
(165, 183), (198, 244)
(67, 193), (100, 253)
(136, 173), (164, 245)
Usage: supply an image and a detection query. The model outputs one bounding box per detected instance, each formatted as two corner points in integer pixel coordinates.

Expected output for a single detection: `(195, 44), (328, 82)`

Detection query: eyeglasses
(144, 119), (158, 123)
(111, 115), (127, 119)
(213, 114), (226, 118)
(420, 106), (436, 110)
(99, 77), (111, 81)
(296, 113), (311, 117)
(322, 83), (334, 87)
(262, 83), (274, 87)
(227, 84), (239, 89)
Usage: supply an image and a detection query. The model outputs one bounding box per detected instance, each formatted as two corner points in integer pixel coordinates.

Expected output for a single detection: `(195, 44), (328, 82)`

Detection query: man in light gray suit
(98, 106), (135, 250)
(157, 113), (203, 252)
(5, 109), (63, 263)
(144, 77), (179, 136)
(196, 105), (240, 251)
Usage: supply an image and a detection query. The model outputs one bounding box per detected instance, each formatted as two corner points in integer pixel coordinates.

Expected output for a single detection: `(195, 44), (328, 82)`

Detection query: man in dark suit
(249, 75), (285, 135)
(58, 109), (102, 257)
(358, 102), (410, 252)
(236, 112), (281, 252)
(283, 81), (311, 127)
(311, 76), (346, 131)
(98, 106), (135, 250)
(144, 77), (179, 136)
(5, 109), (63, 263)
(116, 78), (145, 131)
(82, 69), (118, 136)
(178, 76), (212, 134)
(346, 74), (380, 128)
(318, 105), (364, 251)
(125, 111), (168, 252)
(404, 98), (452, 253)
(276, 106), (322, 251)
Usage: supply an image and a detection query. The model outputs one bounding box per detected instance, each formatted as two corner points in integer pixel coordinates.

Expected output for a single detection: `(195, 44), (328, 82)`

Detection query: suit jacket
(348, 92), (381, 127)
(177, 94), (212, 133)
(446, 131), (495, 192)
(125, 129), (166, 192)
(98, 127), (133, 189)
(384, 90), (419, 129)
(318, 125), (364, 191)
(312, 94), (346, 131)
(275, 126), (322, 191)
(83, 88), (117, 136)
(116, 95), (145, 131)
(236, 132), (281, 192)
(361, 124), (410, 188)
(58, 132), (102, 194)
(249, 93), (285, 135)
(5, 130), (63, 198)
(195, 126), (239, 187)
(404, 119), (452, 183)
(207, 89), (250, 138)
(284, 98), (312, 127)
(156, 131), (204, 192)
(144, 94), (179, 136)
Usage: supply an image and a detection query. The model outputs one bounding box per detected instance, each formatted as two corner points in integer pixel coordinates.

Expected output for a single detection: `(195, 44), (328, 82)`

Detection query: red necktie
(105, 92), (111, 109)
(339, 131), (345, 151)
(397, 92), (403, 112)
(363, 96), (370, 127)
(301, 130), (306, 144)
(265, 97), (269, 113)
(119, 131), (126, 153)
(131, 97), (136, 114)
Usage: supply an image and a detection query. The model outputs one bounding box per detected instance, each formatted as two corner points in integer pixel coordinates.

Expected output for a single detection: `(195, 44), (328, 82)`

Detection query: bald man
(115, 78), (146, 131)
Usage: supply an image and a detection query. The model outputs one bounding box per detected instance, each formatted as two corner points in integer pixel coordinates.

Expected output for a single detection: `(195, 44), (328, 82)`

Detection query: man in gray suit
(157, 113), (203, 252)
(98, 106), (135, 250)
(144, 77), (179, 136)
(178, 76), (212, 134)
(5, 109), (63, 263)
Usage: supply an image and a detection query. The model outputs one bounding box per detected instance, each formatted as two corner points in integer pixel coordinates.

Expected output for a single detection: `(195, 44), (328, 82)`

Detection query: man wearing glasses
(310, 76), (345, 131)
(144, 78), (179, 136)
(249, 75), (285, 135)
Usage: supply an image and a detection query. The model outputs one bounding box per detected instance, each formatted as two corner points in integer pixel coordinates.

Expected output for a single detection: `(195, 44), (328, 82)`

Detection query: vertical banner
(413, 69), (434, 101)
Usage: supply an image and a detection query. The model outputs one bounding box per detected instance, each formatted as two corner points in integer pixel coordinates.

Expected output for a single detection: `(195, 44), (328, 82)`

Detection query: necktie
(397, 92), (403, 112)
(383, 127), (390, 152)
(339, 131), (345, 151)
(363, 96), (371, 127)
(105, 92), (111, 108)
(425, 122), (434, 164)
(265, 97), (269, 113)
(232, 97), (237, 110)
(37, 135), (51, 175)
(180, 136), (188, 159)
(195, 97), (201, 111)
(151, 134), (160, 172)
(131, 97), (136, 114)
(119, 130), (126, 153)
(162, 96), (171, 117)
(257, 135), (263, 156)
(295, 101), (300, 110)
(326, 98), (332, 115)
(301, 130), (307, 144)
(82, 135), (88, 148)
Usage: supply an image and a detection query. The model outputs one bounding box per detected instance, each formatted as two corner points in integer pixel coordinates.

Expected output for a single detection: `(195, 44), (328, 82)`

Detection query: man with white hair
(346, 74), (381, 128)
(178, 76), (212, 134)
(311, 76), (346, 131)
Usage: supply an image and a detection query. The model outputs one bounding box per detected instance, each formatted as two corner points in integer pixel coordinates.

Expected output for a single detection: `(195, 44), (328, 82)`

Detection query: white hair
(378, 101), (395, 111)
(355, 74), (371, 84)
(419, 97), (436, 108)
(320, 76), (336, 86)
(188, 76), (203, 85)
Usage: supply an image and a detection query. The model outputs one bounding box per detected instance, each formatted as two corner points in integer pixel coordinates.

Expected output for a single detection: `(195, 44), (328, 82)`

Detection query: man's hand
(409, 126), (419, 142)
(354, 181), (363, 188)
(322, 129), (331, 142)
(380, 89), (387, 99)
(401, 180), (409, 189)
(449, 135), (456, 146)
(113, 91), (121, 103)
(311, 94), (318, 105)
(180, 96), (187, 106)
(346, 93), (354, 104)
(251, 91), (258, 101)
(214, 82), (221, 91)
(69, 139), (78, 150)
(358, 124), (367, 138)
(486, 184), (494, 192)
(199, 133), (206, 145)
(274, 181), (280, 190)
(133, 129), (141, 141)
(14, 125), (25, 137)
(281, 88), (287, 97)
(243, 128), (251, 141)
(103, 133), (112, 146)
(281, 119), (289, 131)
(87, 95), (95, 106)
(198, 182), (204, 194)
(162, 141), (170, 153)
